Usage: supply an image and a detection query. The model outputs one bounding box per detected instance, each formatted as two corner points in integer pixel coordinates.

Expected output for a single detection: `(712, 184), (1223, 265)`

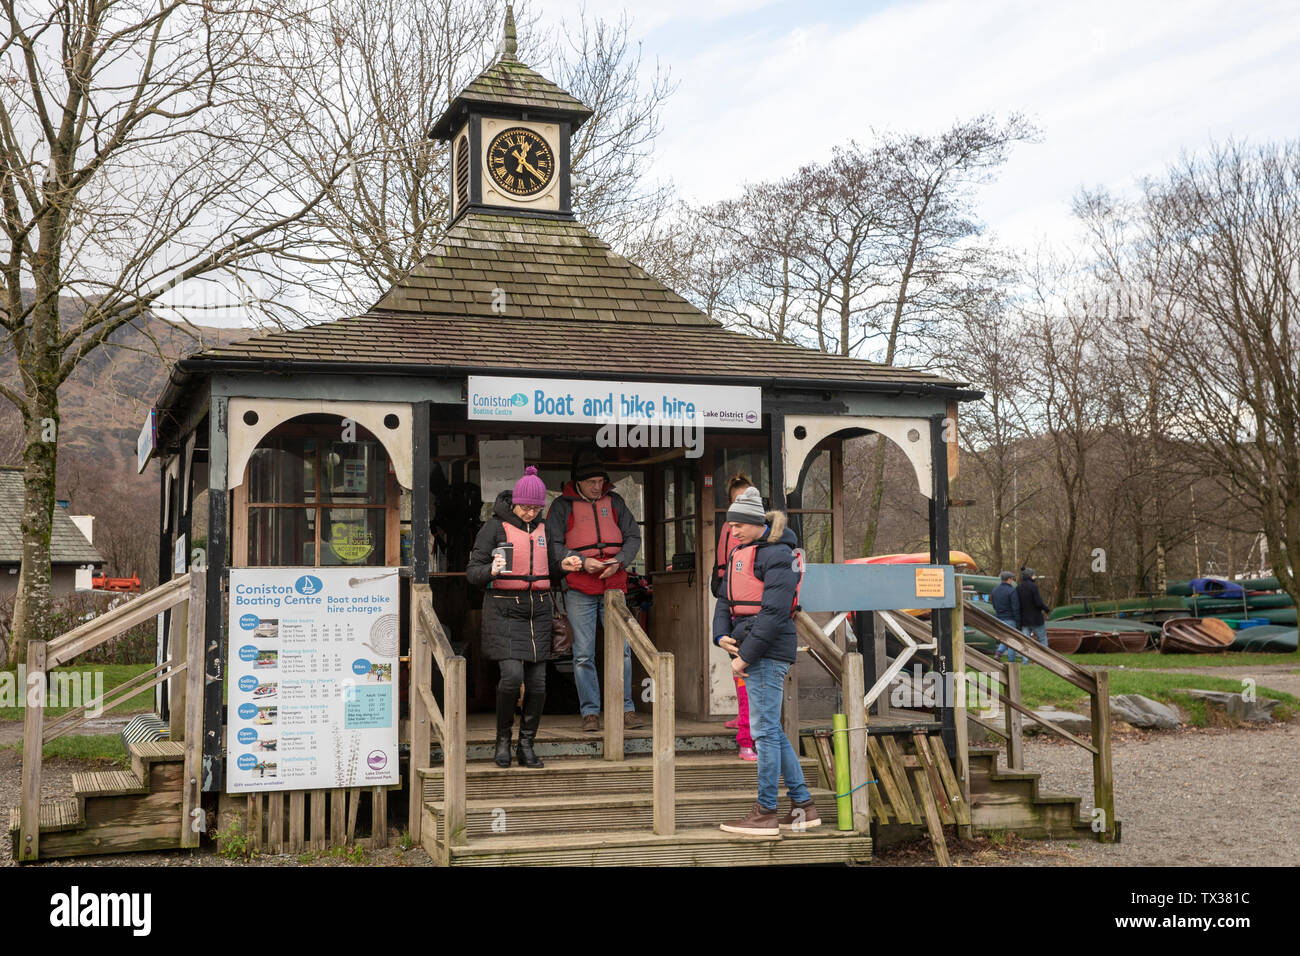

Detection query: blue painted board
(800, 563), (955, 612)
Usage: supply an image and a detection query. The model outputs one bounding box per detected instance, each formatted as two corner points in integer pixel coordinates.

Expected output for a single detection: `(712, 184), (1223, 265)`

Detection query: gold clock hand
(511, 148), (545, 180)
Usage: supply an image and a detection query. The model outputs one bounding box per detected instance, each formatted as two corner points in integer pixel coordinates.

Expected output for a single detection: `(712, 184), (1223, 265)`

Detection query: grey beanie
(726, 486), (767, 526)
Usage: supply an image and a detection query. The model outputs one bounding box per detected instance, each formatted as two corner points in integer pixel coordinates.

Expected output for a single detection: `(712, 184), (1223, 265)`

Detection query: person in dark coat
(713, 486), (818, 836)
(1017, 567), (1051, 649)
(467, 467), (582, 768)
(990, 570), (1025, 663)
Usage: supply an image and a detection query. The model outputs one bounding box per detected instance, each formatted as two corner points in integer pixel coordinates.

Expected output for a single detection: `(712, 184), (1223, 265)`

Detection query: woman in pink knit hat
(467, 466), (582, 768)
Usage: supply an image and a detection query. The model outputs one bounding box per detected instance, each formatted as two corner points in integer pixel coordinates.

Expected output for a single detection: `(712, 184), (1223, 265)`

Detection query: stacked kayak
(1230, 625), (1299, 653)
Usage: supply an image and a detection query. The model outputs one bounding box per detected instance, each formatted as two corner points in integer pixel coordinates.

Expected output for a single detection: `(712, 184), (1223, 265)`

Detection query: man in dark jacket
(1017, 568), (1051, 649)
(714, 487), (818, 836)
(990, 570), (1024, 663)
(544, 450), (644, 732)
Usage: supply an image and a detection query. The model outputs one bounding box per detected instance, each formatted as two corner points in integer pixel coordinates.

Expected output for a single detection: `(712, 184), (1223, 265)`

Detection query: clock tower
(430, 5), (593, 223)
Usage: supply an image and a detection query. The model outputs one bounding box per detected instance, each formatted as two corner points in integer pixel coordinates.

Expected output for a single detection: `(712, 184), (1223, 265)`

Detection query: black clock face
(486, 127), (555, 197)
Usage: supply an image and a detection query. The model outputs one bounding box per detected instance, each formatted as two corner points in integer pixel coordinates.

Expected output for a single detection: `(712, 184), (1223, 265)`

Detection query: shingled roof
(371, 214), (715, 325)
(429, 8), (592, 139)
(0, 468), (103, 566)
(192, 311), (965, 389)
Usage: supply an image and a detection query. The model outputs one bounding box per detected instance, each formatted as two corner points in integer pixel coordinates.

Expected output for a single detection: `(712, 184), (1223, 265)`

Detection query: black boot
(516, 691), (546, 768)
(494, 690), (516, 768)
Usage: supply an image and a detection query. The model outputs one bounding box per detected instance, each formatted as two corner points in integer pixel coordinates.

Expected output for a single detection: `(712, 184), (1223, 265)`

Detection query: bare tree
(1, 0), (349, 664)
(1145, 141), (1300, 605)
(246, 0), (675, 315)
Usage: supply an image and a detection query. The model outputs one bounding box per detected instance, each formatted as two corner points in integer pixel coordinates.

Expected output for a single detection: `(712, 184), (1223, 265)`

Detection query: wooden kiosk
(13, 13), (1116, 864)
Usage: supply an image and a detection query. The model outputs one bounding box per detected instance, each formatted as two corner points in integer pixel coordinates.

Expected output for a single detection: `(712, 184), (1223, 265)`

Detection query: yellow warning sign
(330, 522), (374, 564)
(915, 567), (946, 599)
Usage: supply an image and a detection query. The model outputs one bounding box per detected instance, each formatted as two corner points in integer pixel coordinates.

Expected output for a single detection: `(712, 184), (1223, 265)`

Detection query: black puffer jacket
(711, 511), (801, 665)
(466, 491), (553, 662)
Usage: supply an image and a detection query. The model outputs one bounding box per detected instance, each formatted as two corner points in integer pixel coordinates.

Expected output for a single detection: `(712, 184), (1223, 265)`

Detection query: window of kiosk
(658, 462), (696, 571)
(787, 447), (833, 563)
(711, 448), (771, 551)
(242, 424), (394, 568)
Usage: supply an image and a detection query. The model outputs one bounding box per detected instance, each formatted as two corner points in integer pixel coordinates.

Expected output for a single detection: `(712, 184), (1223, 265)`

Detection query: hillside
(1, 310), (249, 577)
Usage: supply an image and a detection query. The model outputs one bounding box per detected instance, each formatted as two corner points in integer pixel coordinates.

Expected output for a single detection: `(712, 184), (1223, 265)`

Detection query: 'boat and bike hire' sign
(225, 568), (401, 793)
(468, 375), (762, 428)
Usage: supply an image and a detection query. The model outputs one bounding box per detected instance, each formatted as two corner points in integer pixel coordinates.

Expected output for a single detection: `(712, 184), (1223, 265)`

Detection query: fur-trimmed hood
(764, 510), (788, 544)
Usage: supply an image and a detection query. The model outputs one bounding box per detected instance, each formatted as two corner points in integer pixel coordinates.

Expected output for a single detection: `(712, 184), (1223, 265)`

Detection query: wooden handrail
(408, 581), (465, 862)
(962, 602), (1097, 694)
(20, 572), (206, 862)
(794, 612), (844, 682)
(46, 574), (191, 667)
(602, 590), (675, 836)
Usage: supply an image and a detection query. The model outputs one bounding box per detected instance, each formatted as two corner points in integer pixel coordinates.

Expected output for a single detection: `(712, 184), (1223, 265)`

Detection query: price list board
(225, 568), (400, 793)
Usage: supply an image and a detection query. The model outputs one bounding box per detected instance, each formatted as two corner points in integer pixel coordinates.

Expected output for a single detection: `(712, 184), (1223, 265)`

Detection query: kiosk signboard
(225, 568), (400, 793)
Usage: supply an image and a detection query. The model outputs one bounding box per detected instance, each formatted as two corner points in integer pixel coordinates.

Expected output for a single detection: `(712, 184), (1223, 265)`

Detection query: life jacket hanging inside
(726, 541), (804, 617)
(493, 522), (550, 591)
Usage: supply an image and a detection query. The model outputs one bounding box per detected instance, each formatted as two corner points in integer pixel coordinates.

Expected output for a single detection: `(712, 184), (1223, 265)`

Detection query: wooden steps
(9, 739), (187, 861)
(441, 825), (872, 867)
(967, 747), (1106, 839)
(427, 787), (840, 838)
(420, 753), (823, 801)
(419, 752), (867, 866)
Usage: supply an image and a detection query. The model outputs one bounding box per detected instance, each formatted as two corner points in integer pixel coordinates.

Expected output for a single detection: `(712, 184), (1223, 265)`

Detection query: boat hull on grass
(1161, 617), (1235, 654)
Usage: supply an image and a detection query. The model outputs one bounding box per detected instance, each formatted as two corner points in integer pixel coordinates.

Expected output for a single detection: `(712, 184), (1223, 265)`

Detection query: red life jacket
(714, 523), (737, 582)
(726, 542), (804, 617)
(492, 521), (550, 591)
(562, 482), (628, 594)
(565, 491), (623, 560)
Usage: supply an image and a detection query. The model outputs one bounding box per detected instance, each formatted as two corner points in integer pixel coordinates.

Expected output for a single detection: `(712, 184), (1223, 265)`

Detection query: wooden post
(782, 654), (799, 748)
(288, 791), (305, 852)
(603, 592), (624, 761)
(166, 579), (189, 742)
(370, 786), (388, 849)
(652, 653), (675, 835)
(928, 414), (956, 758)
(1005, 661), (1024, 771)
(247, 794), (263, 854)
(873, 616), (891, 719)
(444, 656), (466, 848)
(18, 639), (47, 863)
(407, 581), (432, 844)
(1091, 670), (1116, 842)
(203, 395), (229, 793)
(330, 788), (346, 846)
(181, 573), (206, 848)
(310, 790), (327, 851)
(951, 576), (971, 839)
(268, 792), (284, 854)
(843, 652), (871, 834)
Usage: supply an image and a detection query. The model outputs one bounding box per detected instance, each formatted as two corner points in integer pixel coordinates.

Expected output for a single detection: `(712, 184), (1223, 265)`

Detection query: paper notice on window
(915, 567), (946, 599)
(479, 439), (525, 505)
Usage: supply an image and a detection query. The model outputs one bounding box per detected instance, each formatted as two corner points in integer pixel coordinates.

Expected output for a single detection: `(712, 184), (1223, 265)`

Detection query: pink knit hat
(512, 465), (547, 507)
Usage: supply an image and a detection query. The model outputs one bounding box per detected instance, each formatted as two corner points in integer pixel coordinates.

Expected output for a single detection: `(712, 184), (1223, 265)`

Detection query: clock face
(486, 127), (555, 197)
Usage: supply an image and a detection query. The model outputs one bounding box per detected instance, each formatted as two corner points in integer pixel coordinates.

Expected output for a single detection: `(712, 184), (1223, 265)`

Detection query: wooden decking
(419, 752), (871, 867)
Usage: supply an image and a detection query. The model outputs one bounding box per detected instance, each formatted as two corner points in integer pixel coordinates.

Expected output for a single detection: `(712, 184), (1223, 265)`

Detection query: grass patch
(1067, 651), (1300, 670)
(0, 663), (157, 720)
(2, 732), (129, 766)
(980, 665), (1300, 713)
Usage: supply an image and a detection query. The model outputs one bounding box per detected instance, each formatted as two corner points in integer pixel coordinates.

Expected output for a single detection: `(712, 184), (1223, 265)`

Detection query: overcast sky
(542, 0), (1300, 251)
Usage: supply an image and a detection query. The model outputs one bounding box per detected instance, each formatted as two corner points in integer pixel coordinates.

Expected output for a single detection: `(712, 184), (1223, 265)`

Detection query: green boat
(1230, 625), (1298, 653)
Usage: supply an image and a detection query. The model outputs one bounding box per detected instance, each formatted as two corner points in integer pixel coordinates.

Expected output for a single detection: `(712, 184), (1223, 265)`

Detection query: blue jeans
(1022, 623), (1048, 648)
(994, 617), (1026, 662)
(745, 657), (812, 811)
(567, 588), (633, 716)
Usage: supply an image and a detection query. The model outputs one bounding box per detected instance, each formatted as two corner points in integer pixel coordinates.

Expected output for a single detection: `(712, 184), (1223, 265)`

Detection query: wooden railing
(19, 572), (205, 862)
(793, 612), (871, 834)
(601, 589), (675, 835)
(408, 580), (465, 864)
(878, 593), (1117, 842)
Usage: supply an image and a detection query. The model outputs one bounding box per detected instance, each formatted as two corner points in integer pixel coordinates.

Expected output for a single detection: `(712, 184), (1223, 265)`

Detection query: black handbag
(550, 590), (573, 657)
